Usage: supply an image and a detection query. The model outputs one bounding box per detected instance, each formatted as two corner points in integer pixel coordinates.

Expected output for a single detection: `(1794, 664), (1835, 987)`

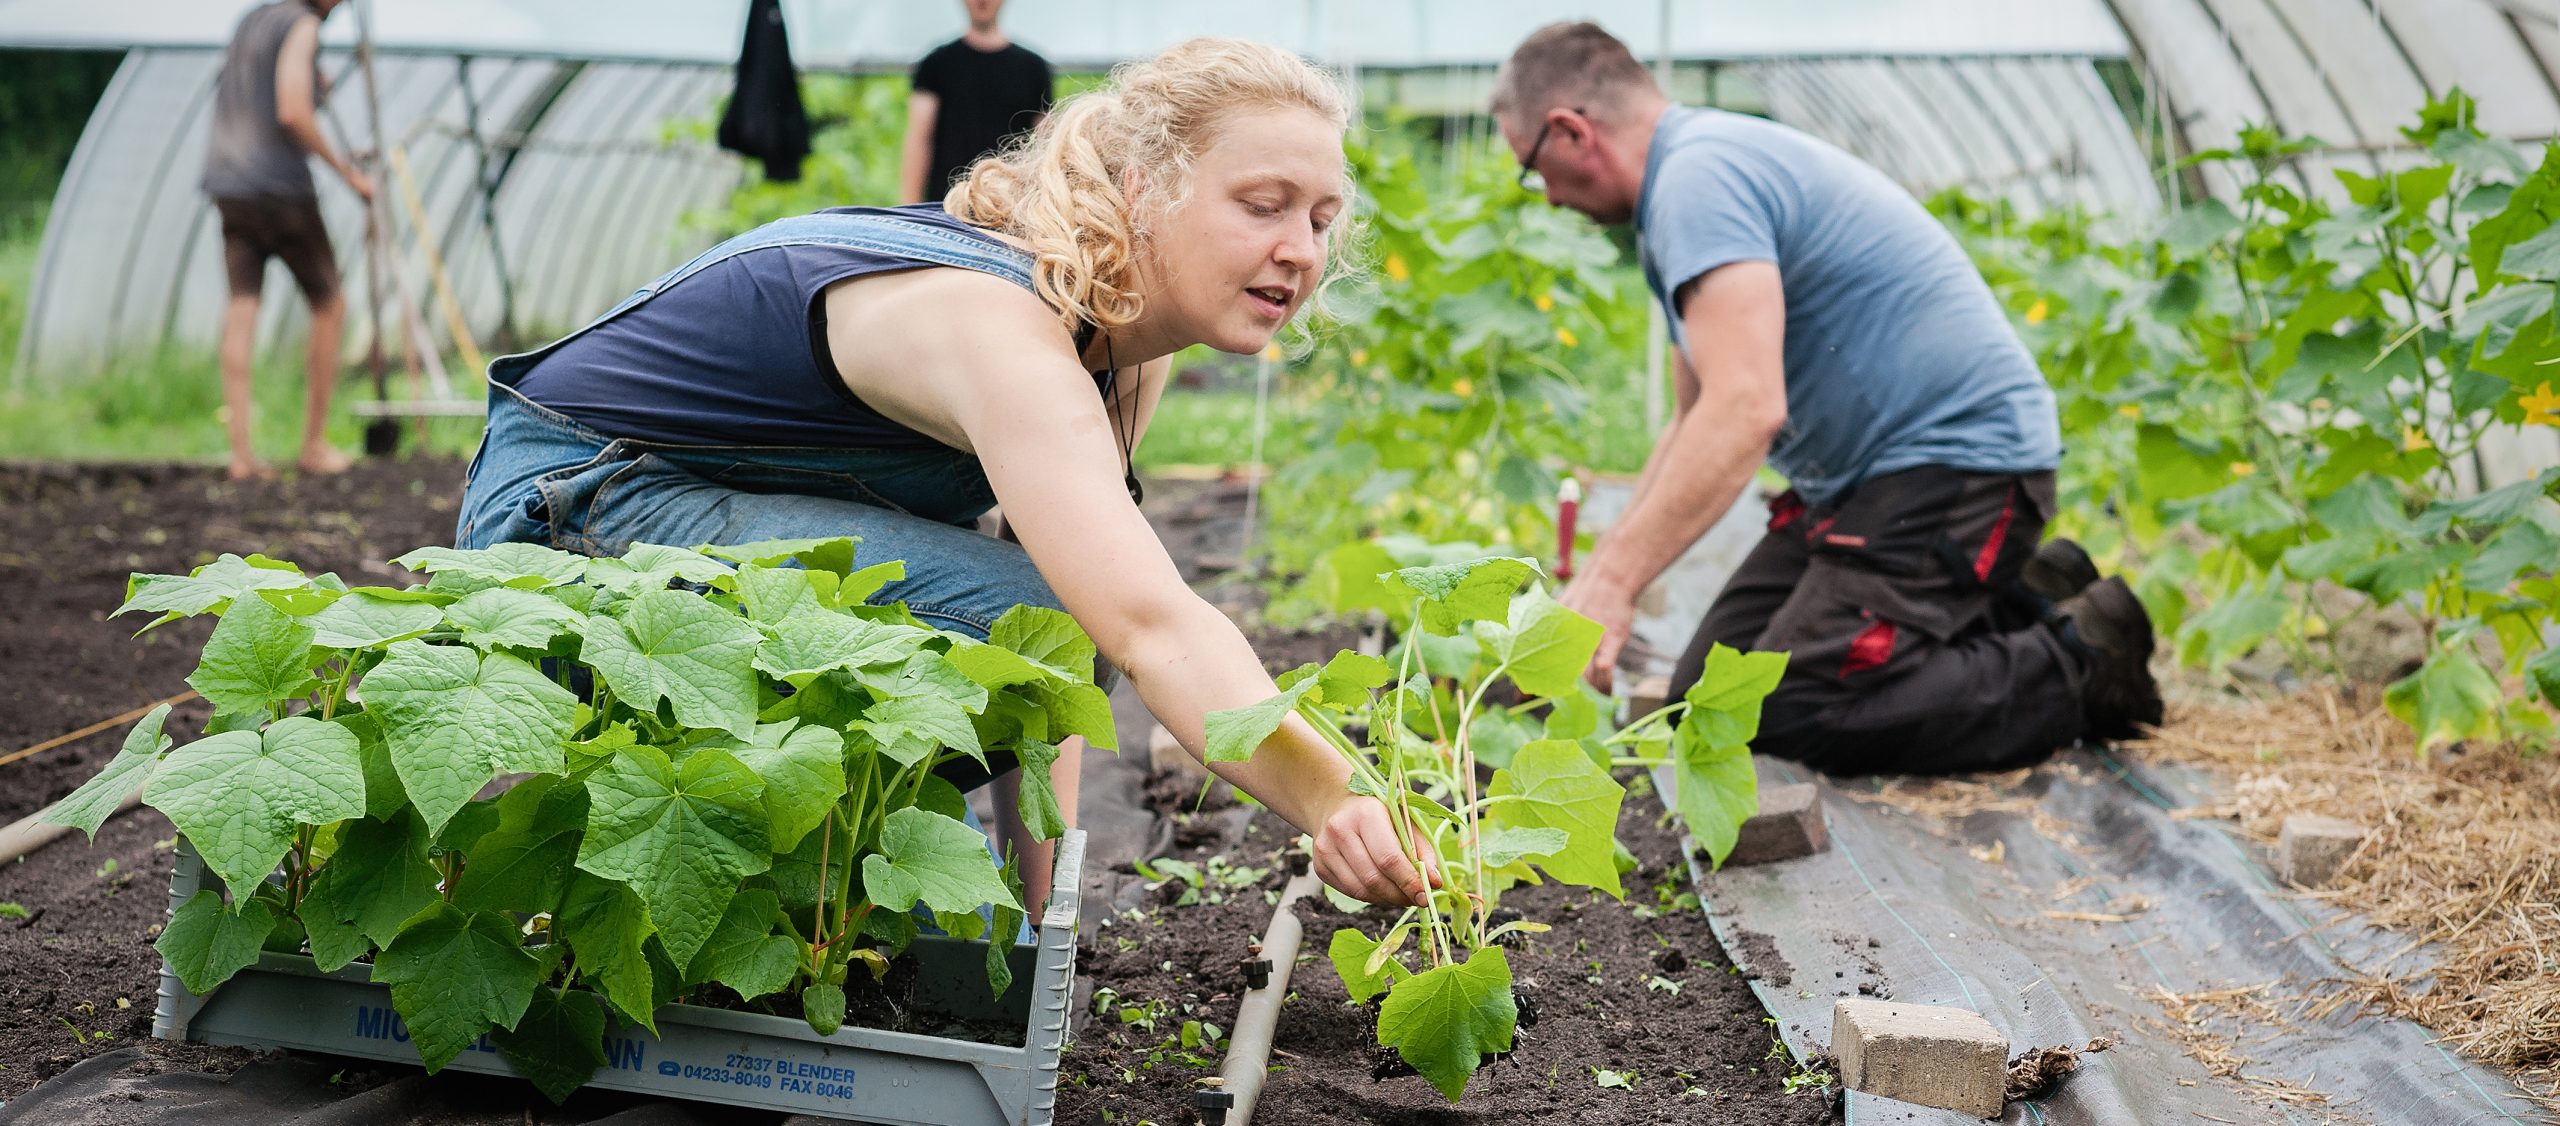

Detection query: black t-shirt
(911, 38), (1054, 200)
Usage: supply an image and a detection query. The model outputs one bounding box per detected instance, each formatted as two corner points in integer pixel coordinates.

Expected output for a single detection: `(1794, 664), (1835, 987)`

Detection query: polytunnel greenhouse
(0, 2), (2555, 1124)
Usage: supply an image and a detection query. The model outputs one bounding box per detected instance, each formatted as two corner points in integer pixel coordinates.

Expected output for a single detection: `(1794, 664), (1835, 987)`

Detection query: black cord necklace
(1100, 336), (1143, 505)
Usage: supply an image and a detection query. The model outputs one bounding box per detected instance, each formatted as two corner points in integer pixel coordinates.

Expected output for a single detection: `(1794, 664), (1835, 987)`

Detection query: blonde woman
(456, 39), (1427, 909)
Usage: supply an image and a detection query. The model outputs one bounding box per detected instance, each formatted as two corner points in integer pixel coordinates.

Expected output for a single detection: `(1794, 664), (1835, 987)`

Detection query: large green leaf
(1680, 644), (1788, 747)
(490, 987), (609, 1105)
(156, 891), (279, 994)
(1476, 584), (1604, 699)
(115, 553), (308, 619)
(683, 889), (799, 1000)
(557, 872), (660, 1032)
(733, 565), (821, 625)
(1201, 679), (1320, 764)
(1672, 721), (1759, 869)
(301, 592), (445, 649)
(583, 543), (731, 592)
(854, 650), (990, 713)
(582, 589), (764, 737)
(373, 902), (548, 1072)
(145, 716), (366, 895)
(186, 592), (320, 715)
(451, 777), (589, 916)
(45, 703), (173, 838)
(1011, 738), (1068, 841)
(1328, 927), (1412, 1004)
(752, 609), (927, 682)
(1384, 557), (1537, 634)
(855, 672), (987, 769)
(1485, 739), (1623, 896)
(302, 813), (442, 970)
(1375, 946), (1517, 1102)
(443, 587), (584, 651)
(577, 745), (771, 968)
(860, 807), (1018, 915)
(2384, 645), (2503, 756)
(702, 721), (845, 852)
(1021, 681), (1117, 750)
(363, 642), (578, 833)
(701, 536), (858, 575)
(394, 543), (591, 590)
(988, 605), (1098, 681)
(1477, 824), (1571, 867)
(2529, 644), (2560, 704)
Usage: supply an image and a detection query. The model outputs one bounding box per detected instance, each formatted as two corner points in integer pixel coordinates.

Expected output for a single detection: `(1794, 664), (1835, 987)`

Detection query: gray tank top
(202, 1), (322, 201)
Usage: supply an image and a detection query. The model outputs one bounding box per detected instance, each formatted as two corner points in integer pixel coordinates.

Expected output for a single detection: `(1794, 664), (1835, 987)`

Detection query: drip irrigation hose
(1214, 856), (1322, 1125)
(0, 787), (142, 866)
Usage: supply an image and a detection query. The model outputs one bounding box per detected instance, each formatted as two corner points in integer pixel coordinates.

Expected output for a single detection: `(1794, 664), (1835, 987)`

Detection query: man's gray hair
(1490, 21), (1658, 128)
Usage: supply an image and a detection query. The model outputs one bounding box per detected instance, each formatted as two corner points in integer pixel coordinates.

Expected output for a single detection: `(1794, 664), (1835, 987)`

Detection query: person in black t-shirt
(901, 0), (1055, 203)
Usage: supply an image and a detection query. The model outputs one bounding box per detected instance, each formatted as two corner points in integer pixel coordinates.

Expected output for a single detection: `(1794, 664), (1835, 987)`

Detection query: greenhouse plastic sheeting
(1662, 753), (2548, 1124)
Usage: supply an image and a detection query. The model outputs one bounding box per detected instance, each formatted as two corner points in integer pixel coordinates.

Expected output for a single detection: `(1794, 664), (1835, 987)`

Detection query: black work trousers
(1667, 465), (2089, 776)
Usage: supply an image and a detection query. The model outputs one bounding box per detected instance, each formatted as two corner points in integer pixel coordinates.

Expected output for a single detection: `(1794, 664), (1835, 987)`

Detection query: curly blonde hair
(946, 38), (1353, 336)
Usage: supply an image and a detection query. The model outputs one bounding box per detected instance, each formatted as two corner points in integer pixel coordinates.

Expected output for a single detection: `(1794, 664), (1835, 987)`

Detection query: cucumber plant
(1203, 551), (1783, 1101)
(46, 537), (1113, 1102)
(1937, 90), (2560, 752)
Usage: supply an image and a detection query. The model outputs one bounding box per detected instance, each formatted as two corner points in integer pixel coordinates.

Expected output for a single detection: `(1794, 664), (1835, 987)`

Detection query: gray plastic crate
(153, 830), (1085, 1126)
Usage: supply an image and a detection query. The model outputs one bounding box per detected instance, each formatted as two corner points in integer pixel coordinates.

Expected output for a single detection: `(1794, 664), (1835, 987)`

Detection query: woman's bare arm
(827, 274), (1429, 906)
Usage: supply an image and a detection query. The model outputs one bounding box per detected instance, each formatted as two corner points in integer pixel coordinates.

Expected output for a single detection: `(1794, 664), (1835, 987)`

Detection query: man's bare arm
(1561, 261), (1787, 684)
(1622, 346), (1703, 518)
(899, 92), (940, 204)
(273, 16), (371, 201)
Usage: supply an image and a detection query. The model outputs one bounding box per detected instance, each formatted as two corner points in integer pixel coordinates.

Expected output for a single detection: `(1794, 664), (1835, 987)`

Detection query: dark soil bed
(0, 458), (467, 1098)
(1057, 783), (1835, 1125)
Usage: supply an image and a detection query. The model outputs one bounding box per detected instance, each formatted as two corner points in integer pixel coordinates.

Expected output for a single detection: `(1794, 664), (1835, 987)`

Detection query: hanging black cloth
(716, 0), (810, 182)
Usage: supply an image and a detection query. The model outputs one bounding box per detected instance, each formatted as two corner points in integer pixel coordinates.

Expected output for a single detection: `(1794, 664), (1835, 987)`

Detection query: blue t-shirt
(1635, 107), (2060, 506)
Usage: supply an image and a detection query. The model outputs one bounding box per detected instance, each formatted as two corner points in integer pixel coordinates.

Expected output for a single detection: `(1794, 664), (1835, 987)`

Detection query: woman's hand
(1311, 794), (1442, 908)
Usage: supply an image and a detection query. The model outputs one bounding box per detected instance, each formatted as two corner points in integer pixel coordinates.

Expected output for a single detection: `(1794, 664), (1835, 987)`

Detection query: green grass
(1, 212), (38, 371)
(0, 345), (488, 464)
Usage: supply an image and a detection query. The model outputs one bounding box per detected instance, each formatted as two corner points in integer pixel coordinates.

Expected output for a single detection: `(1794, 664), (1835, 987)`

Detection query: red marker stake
(1556, 476), (1582, 581)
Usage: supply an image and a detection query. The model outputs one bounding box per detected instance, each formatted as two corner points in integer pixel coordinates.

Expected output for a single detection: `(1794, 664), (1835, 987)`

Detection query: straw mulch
(2138, 679), (2560, 1110)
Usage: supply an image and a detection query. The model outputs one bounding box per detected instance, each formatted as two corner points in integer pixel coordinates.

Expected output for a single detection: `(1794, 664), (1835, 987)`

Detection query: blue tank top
(510, 204), (1092, 449)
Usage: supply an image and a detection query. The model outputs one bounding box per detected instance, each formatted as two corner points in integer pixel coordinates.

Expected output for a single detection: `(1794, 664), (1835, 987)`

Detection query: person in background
(900, 0), (1053, 205)
(203, 0), (374, 480)
(1493, 21), (2160, 776)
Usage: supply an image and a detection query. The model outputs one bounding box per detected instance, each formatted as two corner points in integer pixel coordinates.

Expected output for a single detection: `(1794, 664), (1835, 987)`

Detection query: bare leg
(298, 292), (353, 474)
(219, 294), (274, 480)
(1002, 735), (1083, 917)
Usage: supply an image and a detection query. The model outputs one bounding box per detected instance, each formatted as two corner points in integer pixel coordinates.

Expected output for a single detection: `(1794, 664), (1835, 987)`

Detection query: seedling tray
(151, 830), (1086, 1126)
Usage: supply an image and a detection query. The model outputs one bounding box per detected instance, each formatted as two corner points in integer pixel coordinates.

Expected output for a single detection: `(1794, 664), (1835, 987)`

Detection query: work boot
(2019, 537), (2100, 603)
(2054, 576), (2163, 741)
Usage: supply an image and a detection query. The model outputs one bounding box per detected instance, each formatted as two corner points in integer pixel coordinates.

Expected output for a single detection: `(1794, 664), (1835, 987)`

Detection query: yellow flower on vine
(2025, 299), (2050, 324)
(1385, 254), (1410, 282)
(1452, 378), (1474, 396)
(2230, 461), (2256, 477)
(1556, 327), (1579, 348)
(1535, 293), (1555, 313)
(2117, 403), (2142, 420)
(1262, 343), (1283, 362)
(2402, 425), (2433, 451)
(1350, 349), (1368, 366)
(2522, 381), (2560, 427)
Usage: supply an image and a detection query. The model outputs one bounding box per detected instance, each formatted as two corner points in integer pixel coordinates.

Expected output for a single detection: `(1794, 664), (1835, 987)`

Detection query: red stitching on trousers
(1974, 485), (2017, 581)
(1843, 619), (1897, 676)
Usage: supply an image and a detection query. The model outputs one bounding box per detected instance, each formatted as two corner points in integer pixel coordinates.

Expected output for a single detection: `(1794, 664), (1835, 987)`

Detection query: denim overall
(455, 211), (1062, 642)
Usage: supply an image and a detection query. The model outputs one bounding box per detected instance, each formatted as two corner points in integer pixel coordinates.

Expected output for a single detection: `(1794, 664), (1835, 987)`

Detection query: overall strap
(484, 210), (1039, 385)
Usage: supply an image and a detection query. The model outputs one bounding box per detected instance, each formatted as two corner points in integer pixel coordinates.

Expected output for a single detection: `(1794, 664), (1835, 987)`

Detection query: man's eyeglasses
(1516, 107), (1584, 192)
